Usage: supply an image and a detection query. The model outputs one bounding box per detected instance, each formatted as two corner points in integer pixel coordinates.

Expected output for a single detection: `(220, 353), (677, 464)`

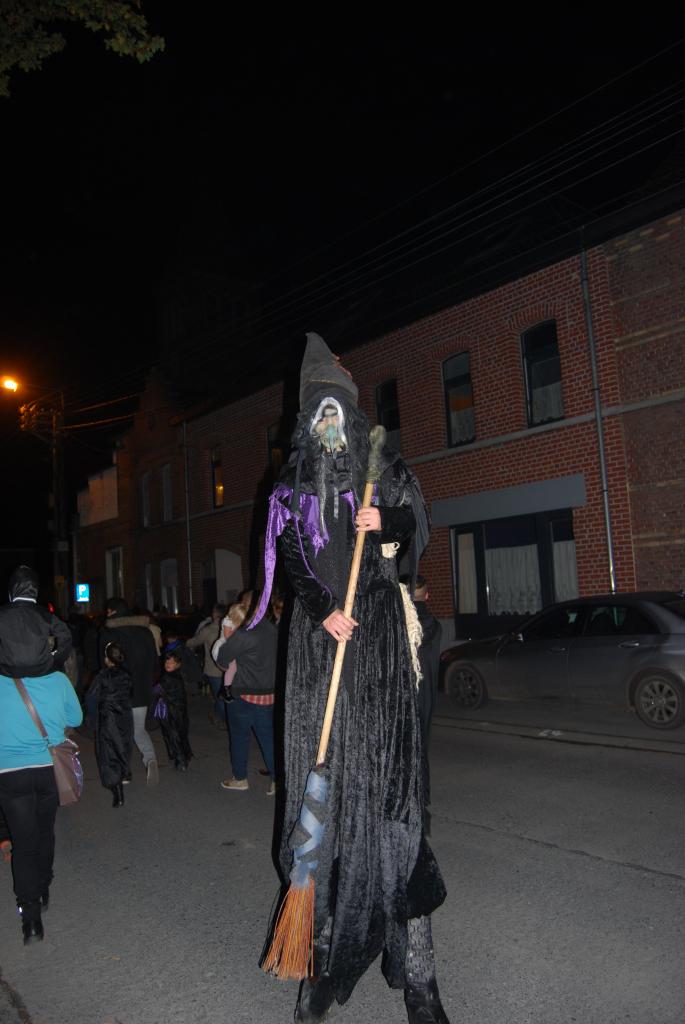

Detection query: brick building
(73, 208), (685, 645)
(75, 374), (188, 614)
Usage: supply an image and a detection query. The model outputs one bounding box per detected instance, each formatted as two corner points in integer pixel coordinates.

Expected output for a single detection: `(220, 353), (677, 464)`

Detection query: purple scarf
(249, 484), (356, 628)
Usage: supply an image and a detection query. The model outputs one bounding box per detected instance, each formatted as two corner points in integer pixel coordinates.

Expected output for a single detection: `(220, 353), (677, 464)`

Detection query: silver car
(442, 592), (685, 729)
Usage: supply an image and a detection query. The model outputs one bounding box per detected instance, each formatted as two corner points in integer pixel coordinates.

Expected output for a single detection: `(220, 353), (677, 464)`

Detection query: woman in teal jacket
(0, 669), (82, 944)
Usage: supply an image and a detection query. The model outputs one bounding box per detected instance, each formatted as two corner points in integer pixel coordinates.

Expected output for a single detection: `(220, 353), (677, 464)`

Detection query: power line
(67, 393), (139, 415)
(181, 112), (683, 365)
(256, 36), (685, 290)
(63, 412), (135, 431)
(248, 85), (685, 330)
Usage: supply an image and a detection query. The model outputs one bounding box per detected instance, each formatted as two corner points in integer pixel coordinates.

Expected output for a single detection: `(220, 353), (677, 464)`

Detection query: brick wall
(607, 212), (685, 590)
(74, 210), (685, 620)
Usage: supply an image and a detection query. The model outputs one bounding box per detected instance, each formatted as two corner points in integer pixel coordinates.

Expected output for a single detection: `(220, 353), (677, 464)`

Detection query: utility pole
(51, 395), (69, 617)
(14, 387), (68, 615)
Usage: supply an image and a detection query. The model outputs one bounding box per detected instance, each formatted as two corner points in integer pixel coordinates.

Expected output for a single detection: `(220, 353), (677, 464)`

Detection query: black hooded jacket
(0, 566), (73, 678)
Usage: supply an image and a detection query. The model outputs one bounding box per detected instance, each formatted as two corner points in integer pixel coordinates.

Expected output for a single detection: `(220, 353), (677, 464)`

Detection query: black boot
(111, 783), (124, 808)
(294, 936), (335, 1023)
(19, 902), (44, 945)
(404, 978), (451, 1024)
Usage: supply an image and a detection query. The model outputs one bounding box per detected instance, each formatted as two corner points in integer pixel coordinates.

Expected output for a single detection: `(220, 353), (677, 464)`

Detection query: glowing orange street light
(2, 377), (19, 392)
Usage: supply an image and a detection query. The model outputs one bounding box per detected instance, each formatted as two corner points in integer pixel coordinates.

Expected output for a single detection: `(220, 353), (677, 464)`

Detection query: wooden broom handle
(316, 426), (386, 764)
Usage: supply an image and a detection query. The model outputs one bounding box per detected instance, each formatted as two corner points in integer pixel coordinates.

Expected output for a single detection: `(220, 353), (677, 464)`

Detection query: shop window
(451, 509), (578, 636)
(521, 320), (564, 426)
(443, 353), (475, 446)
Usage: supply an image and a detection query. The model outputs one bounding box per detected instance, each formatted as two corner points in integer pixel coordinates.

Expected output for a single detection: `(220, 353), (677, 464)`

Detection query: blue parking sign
(75, 583), (90, 603)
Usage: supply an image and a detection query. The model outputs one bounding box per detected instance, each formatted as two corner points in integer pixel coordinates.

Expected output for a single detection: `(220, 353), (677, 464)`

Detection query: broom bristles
(262, 877), (315, 980)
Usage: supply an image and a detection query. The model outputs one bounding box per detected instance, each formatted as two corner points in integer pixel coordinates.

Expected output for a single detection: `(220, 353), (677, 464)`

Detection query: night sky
(0, 11), (683, 587)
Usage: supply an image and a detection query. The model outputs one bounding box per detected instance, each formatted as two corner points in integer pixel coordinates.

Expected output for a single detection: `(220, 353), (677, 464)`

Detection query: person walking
(186, 603), (226, 726)
(0, 667), (82, 944)
(212, 596), (277, 794)
(101, 598), (159, 785)
(154, 648), (193, 771)
(411, 574), (443, 829)
(0, 565), (73, 677)
(89, 641), (134, 808)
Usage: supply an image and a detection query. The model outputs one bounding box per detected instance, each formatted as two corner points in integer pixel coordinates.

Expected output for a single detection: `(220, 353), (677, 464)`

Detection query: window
(484, 517), (542, 617)
(584, 605), (657, 637)
(211, 447), (224, 508)
(551, 515), (579, 603)
(141, 472), (150, 527)
(160, 558), (179, 614)
(443, 353), (475, 446)
(161, 464), (172, 522)
(454, 532), (478, 614)
(524, 606), (581, 641)
(144, 563), (154, 611)
(450, 509), (578, 635)
(268, 420), (286, 478)
(375, 379), (400, 435)
(105, 547), (124, 598)
(521, 320), (564, 426)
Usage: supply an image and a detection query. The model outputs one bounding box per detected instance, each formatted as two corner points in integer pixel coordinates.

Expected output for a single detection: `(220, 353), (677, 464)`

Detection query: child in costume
(154, 649), (193, 771)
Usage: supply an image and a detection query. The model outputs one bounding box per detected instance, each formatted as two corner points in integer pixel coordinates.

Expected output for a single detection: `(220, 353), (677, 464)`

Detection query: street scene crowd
(0, 340), (451, 1024)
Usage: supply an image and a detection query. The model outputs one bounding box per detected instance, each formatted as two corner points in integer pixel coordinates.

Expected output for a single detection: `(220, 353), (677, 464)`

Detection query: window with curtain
(443, 352), (475, 446)
(484, 517), (543, 616)
(211, 447), (224, 508)
(141, 472), (150, 527)
(551, 516), (579, 602)
(521, 321), (564, 426)
(160, 558), (179, 614)
(106, 547), (124, 598)
(451, 510), (578, 629)
(161, 464), (172, 522)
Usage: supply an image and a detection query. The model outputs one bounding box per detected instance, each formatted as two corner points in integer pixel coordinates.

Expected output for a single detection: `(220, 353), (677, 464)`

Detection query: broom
(262, 424), (387, 980)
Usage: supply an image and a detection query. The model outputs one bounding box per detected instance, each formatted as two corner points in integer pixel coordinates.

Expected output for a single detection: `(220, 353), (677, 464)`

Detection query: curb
(433, 713), (685, 756)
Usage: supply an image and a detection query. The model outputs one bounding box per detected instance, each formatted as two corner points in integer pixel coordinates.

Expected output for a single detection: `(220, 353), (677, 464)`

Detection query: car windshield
(661, 598), (685, 622)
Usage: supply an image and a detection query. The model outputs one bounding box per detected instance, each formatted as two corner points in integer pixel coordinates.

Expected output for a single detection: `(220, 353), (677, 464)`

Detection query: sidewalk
(434, 691), (685, 755)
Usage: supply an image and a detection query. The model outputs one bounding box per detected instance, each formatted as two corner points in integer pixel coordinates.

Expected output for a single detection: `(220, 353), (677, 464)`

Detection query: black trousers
(0, 766), (58, 906)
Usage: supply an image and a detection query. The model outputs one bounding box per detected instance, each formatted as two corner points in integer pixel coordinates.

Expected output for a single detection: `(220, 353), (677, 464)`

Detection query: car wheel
(634, 673), (685, 730)
(446, 664), (488, 710)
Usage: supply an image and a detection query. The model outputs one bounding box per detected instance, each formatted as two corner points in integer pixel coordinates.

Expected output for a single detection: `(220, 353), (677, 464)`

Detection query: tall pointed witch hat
(299, 332), (358, 409)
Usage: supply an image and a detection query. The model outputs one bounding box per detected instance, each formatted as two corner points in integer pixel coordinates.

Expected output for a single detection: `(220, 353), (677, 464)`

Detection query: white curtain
(457, 533), (478, 613)
(553, 540), (579, 602)
(532, 381), (563, 423)
(450, 407), (475, 444)
(485, 544), (542, 615)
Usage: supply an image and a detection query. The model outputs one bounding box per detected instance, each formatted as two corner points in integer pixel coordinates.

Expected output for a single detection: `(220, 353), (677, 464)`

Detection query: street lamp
(1, 377), (69, 616)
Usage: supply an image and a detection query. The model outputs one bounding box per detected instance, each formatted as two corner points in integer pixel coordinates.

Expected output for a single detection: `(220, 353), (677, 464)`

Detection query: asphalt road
(0, 696), (684, 1024)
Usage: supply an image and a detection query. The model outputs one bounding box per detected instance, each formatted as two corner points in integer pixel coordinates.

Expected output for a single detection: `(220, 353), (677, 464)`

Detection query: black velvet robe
(156, 670), (193, 768)
(90, 667), (134, 788)
(278, 446), (446, 1005)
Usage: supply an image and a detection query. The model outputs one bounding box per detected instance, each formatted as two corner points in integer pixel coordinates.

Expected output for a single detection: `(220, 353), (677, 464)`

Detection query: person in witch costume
(250, 334), (450, 1023)
(89, 641), (134, 808)
(154, 649), (193, 771)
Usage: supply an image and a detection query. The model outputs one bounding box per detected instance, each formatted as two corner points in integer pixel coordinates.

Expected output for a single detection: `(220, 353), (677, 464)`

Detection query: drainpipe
(183, 420), (193, 607)
(580, 246), (617, 594)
